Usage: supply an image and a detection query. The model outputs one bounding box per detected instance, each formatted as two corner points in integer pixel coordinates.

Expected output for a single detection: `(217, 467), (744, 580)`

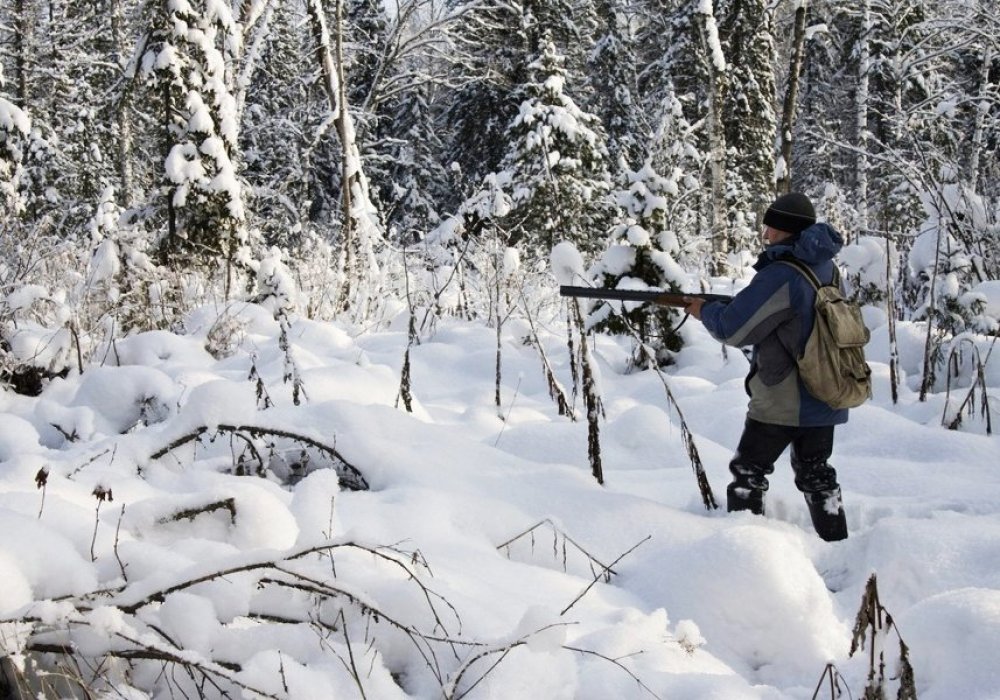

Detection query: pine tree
(441, 0), (528, 190)
(865, 0), (939, 239)
(637, 0), (730, 274)
(589, 161), (689, 365)
(793, 1), (855, 199)
(588, 0), (642, 171)
(648, 86), (708, 267)
(139, 0), (249, 269)
(495, 40), (614, 257)
(35, 0), (127, 233)
(718, 0), (776, 241)
(238, 0), (318, 247)
(442, 0), (598, 195)
(382, 83), (449, 242)
(0, 90), (32, 216)
(522, 0), (598, 85)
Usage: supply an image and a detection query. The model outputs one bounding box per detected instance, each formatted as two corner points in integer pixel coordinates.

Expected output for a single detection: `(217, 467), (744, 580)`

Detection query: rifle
(559, 285), (731, 308)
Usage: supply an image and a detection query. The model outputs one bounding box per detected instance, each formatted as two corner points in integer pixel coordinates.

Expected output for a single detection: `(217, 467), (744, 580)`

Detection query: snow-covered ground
(0, 296), (998, 699)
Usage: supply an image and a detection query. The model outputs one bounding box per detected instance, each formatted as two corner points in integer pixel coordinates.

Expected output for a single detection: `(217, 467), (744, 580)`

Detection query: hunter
(683, 193), (850, 542)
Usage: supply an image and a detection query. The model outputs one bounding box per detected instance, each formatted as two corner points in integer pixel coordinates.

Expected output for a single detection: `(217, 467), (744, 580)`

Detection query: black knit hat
(762, 192), (816, 234)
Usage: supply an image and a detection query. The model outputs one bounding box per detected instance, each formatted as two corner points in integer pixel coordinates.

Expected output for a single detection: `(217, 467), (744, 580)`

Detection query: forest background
(1, 0), (997, 368)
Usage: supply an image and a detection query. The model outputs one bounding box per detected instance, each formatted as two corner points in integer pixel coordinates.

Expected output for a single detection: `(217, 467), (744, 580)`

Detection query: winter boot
(805, 490), (848, 541)
(727, 483), (765, 515)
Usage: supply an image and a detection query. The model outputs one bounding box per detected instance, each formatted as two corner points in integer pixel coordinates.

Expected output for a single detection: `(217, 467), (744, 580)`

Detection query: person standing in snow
(683, 193), (849, 542)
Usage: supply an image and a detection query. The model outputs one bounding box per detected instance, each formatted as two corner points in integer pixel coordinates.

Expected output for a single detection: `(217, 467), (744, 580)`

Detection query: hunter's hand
(683, 296), (705, 320)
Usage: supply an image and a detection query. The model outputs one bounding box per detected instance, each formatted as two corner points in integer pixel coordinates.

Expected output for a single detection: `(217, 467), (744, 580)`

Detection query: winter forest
(2, 0), (999, 373)
(1, 0), (1000, 697)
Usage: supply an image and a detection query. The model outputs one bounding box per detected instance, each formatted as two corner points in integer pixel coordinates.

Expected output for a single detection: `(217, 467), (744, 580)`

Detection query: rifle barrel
(559, 285), (731, 307)
(559, 286), (666, 303)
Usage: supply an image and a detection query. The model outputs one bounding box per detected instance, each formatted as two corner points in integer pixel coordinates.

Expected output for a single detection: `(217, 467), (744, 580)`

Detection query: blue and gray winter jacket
(700, 222), (850, 427)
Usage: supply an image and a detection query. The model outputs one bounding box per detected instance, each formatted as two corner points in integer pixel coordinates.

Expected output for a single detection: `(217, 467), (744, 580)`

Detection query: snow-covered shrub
(839, 235), (899, 306)
(588, 162), (688, 367)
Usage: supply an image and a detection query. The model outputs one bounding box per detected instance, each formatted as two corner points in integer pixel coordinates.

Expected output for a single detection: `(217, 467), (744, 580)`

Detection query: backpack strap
(777, 256), (839, 290)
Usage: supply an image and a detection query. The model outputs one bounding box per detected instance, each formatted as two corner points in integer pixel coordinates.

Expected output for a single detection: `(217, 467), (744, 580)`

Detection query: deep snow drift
(0, 295), (998, 699)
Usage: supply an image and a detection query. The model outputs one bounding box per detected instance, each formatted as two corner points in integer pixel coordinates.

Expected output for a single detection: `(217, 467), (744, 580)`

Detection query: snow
(550, 242), (587, 285)
(0, 96), (32, 135)
(3, 284), (50, 312)
(0, 295), (998, 699)
(696, 0), (727, 73)
(972, 279), (1000, 318)
(839, 235), (894, 289)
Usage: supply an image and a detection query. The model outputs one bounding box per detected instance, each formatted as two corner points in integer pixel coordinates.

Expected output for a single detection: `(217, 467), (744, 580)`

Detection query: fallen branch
(148, 423), (369, 490)
(497, 518), (616, 578)
(8, 540), (464, 699)
(157, 498), (237, 525)
(564, 645), (662, 700)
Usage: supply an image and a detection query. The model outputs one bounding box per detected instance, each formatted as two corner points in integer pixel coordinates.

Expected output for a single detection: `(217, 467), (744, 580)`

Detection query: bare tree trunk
(572, 303), (604, 485)
(163, 82), (177, 242)
(968, 43), (996, 277)
(968, 44), (992, 192)
(918, 207), (945, 402)
(334, 0), (356, 310)
(494, 239), (504, 415)
(306, 0), (381, 315)
(854, 0), (872, 244)
(14, 0), (31, 106)
(776, 1), (808, 195)
(112, 0), (134, 207)
(696, 7), (729, 277)
(885, 231), (899, 404)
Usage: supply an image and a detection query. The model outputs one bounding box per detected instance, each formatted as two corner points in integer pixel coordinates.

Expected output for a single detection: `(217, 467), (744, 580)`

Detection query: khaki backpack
(780, 258), (873, 409)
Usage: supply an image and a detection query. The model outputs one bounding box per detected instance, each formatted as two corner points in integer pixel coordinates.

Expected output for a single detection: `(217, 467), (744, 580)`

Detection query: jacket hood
(756, 222), (843, 268)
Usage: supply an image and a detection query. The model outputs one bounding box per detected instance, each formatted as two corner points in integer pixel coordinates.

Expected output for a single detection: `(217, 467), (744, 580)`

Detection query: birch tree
(306, 0), (384, 315)
(776, 0), (809, 195)
(854, 0), (872, 241)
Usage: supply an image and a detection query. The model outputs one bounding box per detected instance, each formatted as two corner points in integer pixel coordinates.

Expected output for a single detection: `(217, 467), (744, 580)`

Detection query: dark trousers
(727, 418), (847, 540)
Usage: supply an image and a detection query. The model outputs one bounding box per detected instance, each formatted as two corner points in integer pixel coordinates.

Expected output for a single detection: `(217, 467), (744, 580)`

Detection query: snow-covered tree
(139, 0), (248, 268)
(440, 0), (528, 190)
(648, 86), (708, 268)
(0, 93), (31, 215)
(37, 1), (125, 218)
(908, 182), (994, 334)
(238, 1), (318, 247)
(589, 161), (689, 365)
(718, 0), (776, 242)
(382, 83), (449, 242)
(496, 40), (614, 256)
(588, 0), (642, 171)
(638, 0), (729, 274)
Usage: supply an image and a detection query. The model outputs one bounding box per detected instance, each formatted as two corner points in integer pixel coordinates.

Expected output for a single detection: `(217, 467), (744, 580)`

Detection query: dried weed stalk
(942, 337), (994, 434)
(849, 574), (918, 700)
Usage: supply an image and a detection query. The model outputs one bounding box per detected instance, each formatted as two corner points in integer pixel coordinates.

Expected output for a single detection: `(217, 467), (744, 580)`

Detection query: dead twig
(560, 536), (651, 616)
(497, 518), (615, 578)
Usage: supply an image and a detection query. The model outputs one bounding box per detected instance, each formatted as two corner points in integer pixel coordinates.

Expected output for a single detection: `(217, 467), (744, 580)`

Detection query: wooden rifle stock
(559, 285), (731, 308)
